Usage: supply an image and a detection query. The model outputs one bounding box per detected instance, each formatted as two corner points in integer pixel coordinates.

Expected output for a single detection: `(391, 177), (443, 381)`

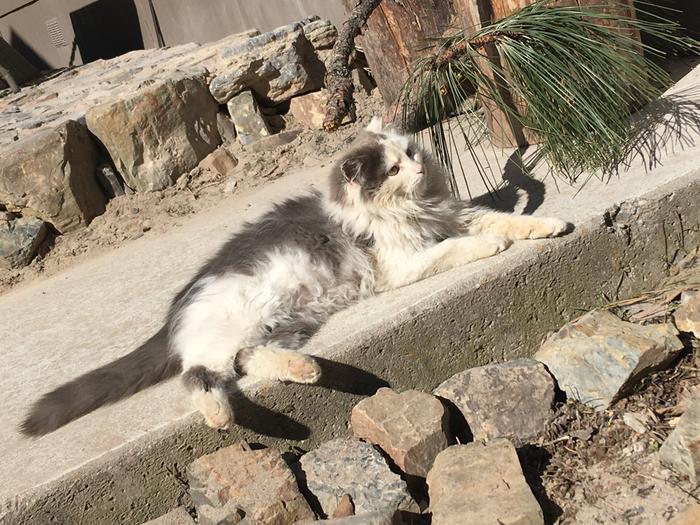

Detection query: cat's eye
(387, 165), (400, 176)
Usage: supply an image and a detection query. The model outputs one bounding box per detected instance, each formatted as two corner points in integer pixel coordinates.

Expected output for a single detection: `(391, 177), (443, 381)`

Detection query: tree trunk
(345, 0), (456, 107)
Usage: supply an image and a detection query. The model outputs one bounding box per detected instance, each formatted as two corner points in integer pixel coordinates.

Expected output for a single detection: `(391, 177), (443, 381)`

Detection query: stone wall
(0, 17), (346, 268)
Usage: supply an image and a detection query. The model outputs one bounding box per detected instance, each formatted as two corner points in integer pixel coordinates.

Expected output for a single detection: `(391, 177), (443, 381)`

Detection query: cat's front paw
(480, 234), (513, 256)
(528, 217), (570, 239)
(286, 355), (322, 384)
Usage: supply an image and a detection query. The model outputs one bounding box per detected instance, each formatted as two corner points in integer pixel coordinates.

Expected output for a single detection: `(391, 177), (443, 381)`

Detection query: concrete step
(3, 66), (700, 524)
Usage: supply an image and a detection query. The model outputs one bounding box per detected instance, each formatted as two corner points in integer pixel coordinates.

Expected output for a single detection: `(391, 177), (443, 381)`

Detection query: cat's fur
(21, 118), (569, 435)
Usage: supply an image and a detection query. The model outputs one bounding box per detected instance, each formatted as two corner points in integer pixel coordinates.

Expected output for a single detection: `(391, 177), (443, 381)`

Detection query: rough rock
(0, 120), (104, 232)
(433, 358), (555, 442)
(0, 216), (47, 269)
(187, 444), (313, 525)
(674, 289), (700, 338)
(196, 500), (247, 525)
(660, 395), (700, 484)
(248, 129), (303, 153)
(427, 441), (544, 525)
(209, 23), (325, 104)
(669, 503), (700, 525)
(290, 90), (355, 130)
(199, 148), (238, 177)
(353, 67), (376, 95)
(535, 310), (684, 410)
(227, 91), (272, 145)
(298, 439), (417, 518)
(216, 113), (237, 143)
(223, 177), (238, 194)
(142, 507), (195, 525)
(0, 31), (259, 150)
(351, 388), (451, 477)
(302, 19), (338, 50)
(86, 72), (220, 192)
(294, 511), (404, 525)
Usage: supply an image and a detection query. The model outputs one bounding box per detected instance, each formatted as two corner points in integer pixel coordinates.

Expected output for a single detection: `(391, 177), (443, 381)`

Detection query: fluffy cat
(21, 117), (570, 435)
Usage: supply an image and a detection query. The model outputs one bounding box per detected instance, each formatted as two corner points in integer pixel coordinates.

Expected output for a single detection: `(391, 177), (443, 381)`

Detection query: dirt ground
(521, 255), (700, 525)
(0, 88), (384, 295)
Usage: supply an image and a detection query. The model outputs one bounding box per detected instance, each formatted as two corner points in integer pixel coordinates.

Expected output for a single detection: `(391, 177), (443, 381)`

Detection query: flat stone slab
(427, 441), (543, 525)
(298, 439), (416, 518)
(660, 395), (700, 484)
(535, 310), (684, 410)
(351, 388), (450, 477)
(433, 358), (555, 442)
(188, 444), (313, 525)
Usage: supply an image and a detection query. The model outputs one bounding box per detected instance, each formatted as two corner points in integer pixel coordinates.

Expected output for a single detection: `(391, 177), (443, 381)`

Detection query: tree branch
(323, 0), (382, 131)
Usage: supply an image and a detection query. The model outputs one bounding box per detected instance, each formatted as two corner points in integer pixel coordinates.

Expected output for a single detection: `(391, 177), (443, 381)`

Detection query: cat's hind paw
(286, 355), (322, 384)
(192, 388), (234, 430)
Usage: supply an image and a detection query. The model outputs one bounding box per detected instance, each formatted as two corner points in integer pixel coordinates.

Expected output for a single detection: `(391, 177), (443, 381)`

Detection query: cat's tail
(20, 326), (182, 437)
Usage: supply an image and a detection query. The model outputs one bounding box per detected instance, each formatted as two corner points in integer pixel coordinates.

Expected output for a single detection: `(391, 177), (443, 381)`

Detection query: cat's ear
(340, 158), (363, 183)
(366, 116), (383, 134)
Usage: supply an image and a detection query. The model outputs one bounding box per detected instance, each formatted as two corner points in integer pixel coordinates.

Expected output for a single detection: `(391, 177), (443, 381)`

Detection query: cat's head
(329, 117), (446, 207)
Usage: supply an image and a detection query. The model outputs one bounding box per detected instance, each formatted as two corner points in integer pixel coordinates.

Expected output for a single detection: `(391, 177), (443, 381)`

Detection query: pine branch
(401, 0), (699, 189)
(323, 0), (382, 131)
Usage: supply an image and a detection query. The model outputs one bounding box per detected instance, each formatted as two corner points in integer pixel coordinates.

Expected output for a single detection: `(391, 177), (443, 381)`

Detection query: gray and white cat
(21, 118), (570, 435)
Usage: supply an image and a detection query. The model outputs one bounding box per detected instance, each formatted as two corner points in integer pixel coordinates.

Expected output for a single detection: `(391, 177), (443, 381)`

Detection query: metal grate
(45, 18), (68, 48)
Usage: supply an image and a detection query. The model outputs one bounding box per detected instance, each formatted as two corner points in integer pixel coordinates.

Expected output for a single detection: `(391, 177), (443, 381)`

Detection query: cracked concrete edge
(3, 170), (700, 525)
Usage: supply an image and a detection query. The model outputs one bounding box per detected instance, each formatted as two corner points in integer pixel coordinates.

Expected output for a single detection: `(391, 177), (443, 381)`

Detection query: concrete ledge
(3, 69), (700, 524)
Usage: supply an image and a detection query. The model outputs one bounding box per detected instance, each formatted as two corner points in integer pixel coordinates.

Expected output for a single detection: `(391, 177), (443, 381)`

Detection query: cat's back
(201, 191), (346, 277)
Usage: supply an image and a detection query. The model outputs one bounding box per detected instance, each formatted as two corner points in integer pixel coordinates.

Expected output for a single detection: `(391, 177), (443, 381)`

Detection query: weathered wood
(346, 0), (456, 107)
(452, 0), (489, 36)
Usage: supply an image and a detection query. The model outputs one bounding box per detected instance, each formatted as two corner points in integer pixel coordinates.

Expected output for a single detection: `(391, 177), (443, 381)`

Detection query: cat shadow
(223, 357), (389, 440)
(313, 356), (391, 395)
(225, 386), (311, 440)
(470, 147), (545, 214)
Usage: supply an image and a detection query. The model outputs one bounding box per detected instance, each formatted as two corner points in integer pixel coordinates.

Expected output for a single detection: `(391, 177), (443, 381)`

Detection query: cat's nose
(416, 165), (424, 174)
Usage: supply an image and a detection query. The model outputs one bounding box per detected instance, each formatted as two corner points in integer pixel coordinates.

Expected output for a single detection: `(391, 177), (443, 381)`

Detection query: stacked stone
(0, 17), (347, 268)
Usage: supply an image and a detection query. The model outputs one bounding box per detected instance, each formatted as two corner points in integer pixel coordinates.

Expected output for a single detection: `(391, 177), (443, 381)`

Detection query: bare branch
(323, 0), (382, 131)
